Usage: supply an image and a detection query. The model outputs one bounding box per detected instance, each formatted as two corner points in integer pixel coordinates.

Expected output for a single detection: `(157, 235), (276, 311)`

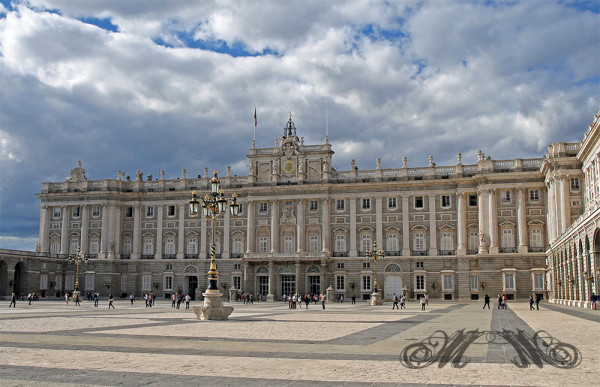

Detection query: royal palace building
(1, 112), (599, 306)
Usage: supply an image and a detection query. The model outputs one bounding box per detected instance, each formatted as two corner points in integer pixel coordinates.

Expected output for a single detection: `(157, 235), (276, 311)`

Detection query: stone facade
(1, 113), (598, 304)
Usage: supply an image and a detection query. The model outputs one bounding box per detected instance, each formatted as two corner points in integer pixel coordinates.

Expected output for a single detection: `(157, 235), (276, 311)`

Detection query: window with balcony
(283, 236), (294, 253)
(258, 237), (268, 253)
(416, 275), (425, 291)
(386, 234), (398, 254)
(309, 235), (319, 253)
(413, 232), (425, 252)
(164, 276), (173, 291)
(360, 234), (372, 253)
(336, 275), (345, 291)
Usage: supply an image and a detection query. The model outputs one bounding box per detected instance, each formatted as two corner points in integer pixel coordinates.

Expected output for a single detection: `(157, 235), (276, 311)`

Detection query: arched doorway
(183, 265), (199, 300)
(0, 260), (7, 297)
(383, 263), (402, 300)
(306, 265), (321, 295)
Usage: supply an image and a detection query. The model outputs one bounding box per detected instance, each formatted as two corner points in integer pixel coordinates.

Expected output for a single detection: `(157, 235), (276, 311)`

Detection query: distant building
(1, 112), (598, 306)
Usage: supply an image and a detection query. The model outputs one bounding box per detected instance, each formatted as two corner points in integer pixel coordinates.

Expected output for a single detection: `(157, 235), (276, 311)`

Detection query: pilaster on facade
(517, 188), (528, 254)
(177, 204), (185, 259)
(270, 200), (279, 253)
(456, 193), (467, 255)
(81, 205), (89, 255)
(246, 201), (255, 253)
(488, 189), (498, 254)
(349, 198), (358, 257)
(478, 190), (489, 254)
(131, 204), (141, 259)
(428, 194), (437, 256)
(401, 196), (410, 256)
(60, 205), (68, 255)
(296, 199), (305, 252)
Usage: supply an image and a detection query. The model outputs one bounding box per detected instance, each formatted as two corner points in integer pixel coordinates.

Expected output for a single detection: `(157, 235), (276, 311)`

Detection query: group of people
(143, 292), (156, 307)
(239, 293), (260, 304)
(528, 294), (542, 310)
(391, 293), (407, 310)
(284, 293), (327, 309)
(170, 293), (191, 309)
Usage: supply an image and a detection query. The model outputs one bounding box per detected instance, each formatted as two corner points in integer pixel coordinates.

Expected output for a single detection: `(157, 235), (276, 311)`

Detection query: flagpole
(253, 107), (256, 144)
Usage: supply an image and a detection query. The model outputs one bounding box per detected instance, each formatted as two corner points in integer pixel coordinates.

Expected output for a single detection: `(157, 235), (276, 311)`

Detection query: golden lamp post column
(189, 171), (239, 320)
(366, 240), (385, 305)
(68, 246), (88, 300)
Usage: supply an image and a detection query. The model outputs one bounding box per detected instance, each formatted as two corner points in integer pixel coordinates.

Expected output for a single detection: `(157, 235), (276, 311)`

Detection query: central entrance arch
(383, 263), (402, 300)
(183, 265), (199, 300)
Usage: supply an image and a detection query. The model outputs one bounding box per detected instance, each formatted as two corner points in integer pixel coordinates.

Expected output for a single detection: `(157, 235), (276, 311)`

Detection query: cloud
(0, 0), (598, 250)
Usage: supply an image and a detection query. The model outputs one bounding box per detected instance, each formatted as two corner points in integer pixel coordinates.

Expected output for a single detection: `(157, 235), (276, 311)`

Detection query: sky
(0, 0), (599, 251)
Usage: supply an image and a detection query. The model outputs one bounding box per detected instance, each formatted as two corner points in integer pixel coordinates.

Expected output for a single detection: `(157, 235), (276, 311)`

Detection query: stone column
(60, 205), (69, 255)
(200, 216), (207, 258)
(270, 200), (279, 253)
(376, 197), (383, 248)
(297, 199), (305, 252)
(322, 198), (330, 253)
(155, 205), (163, 259)
(546, 181), (556, 243)
(320, 262), (327, 294)
(488, 189), (498, 254)
(478, 190), (488, 253)
(267, 261), (275, 302)
(132, 204), (141, 259)
(113, 206), (121, 257)
(295, 262), (301, 294)
(349, 198), (357, 257)
(223, 206), (230, 258)
(243, 264), (249, 293)
(428, 195), (437, 256)
(39, 205), (49, 253)
(517, 188), (528, 253)
(246, 201), (255, 253)
(456, 193), (466, 255)
(81, 205), (89, 255)
(177, 204), (185, 259)
(560, 176), (570, 233)
(553, 178), (562, 241)
(402, 196), (410, 256)
(100, 204), (109, 258)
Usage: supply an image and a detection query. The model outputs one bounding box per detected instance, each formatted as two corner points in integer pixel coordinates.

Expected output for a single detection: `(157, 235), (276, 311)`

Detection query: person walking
(75, 293), (81, 306)
(591, 293), (597, 310)
(130, 294), (135, 305)
(497, 294), (502, 310)
(392, 294), (399, 310)
(108, 294), (115, 309)
(351, 295), (356, 305)
(171, 293), (176, 308)
(502, 294), (508, 309)
(320, 293), (326, 309)
(483, 294), (491, 309)
(9, 292), (16, 308)
(93, 292), (99, 307)
(65, 292), (69, 305)
(420, 296), (426, 311)
(400, 294), (406, 309)
(185, 294), (191, 309)
(535, 294), (541, 310)
(529, 295), (535, 311)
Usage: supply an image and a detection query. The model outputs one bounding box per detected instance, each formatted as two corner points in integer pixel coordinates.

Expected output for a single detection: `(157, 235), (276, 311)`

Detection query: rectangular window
(309, 235), (319, 253)
(501, 190), (511, 203)
(335, 235), (346, 253)
(53, 207), (62, 218)
(233, 237), (243, 254)
(146, 206), (154, 217)
(468, 232), (479, 252)
(142, 275), (151, 292)
(441, 195), (451, 208)
(187, 237), (197, 254)
(443, 275), (454, 291)
(469, 194), (477, 206)
(336, 200), (345, 211)
(89, 237), (99, 255)
(571, 177), (580, 190)
(310, 200), (318, 211)
(388, 197), (397, 209)
(237, 203), (243, 215)
(143, 238), (154, 255)
(233, 276), (241, 290)
(530, 228), (543, 248)
(40, 274), (48, 290)
(126, 207), (133, 218)
(534, 273), (544, 290)
(413, 232), (425, 251)
(259, 237), (268, 253)
(416, 275), (425, 291)
(85, 274), (95, 291)
(470, 274), (479, 291)
(362, 198), (371, 210)
(234, 264), (241, 270)
(65, 274), (74, 290)
(414, 196), (424, 209)
(386, 234), (398, 252)
(120, 275), (127, 291)
(55, 275), (62, 290)
(284, 236), (294, 253)
(440, 232), (453, 251)
(164, 276), (173, 291)
(362, 275), (371, 291)
(92, 206), (101, 217)
(259, 202), (268, 213)
(165, 237), (176, 255)
(501, 229), (515, 248)
(360, 234), (372, 252)
(416, 261), (424, 268)
(336, 275), (345, 291)
(363, 262), (371, 269)
(72, 207), (80, 218)
(504, 273), (515, 290)
(167, 205), (175, 217)
(529, 190), (539, 202)
(337, 262), (344, 269)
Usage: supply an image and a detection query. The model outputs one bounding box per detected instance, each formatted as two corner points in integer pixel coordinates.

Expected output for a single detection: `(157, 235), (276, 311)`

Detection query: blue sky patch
(78, 17), (118, 33)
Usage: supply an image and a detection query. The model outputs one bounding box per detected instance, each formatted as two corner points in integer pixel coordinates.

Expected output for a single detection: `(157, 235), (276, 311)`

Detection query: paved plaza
(0, 298), (598, 386)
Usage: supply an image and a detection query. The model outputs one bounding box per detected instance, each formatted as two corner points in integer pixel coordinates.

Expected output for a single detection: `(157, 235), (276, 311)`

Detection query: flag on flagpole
(254, 107), (257, 127)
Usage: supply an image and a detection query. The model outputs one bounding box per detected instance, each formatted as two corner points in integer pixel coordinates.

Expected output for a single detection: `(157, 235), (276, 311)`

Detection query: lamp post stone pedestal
(193, 292), (233, 320)
(369, 290), (383, 305)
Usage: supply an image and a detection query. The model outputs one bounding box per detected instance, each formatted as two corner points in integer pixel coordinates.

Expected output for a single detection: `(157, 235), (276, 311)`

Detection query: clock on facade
(282, 160), (296, 174)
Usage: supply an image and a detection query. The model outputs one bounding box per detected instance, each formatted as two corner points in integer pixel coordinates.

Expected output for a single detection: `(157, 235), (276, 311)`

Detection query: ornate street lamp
(365, 240), (385, 293)
(68, 246), (88, 293)
(189, 171), (240, 294)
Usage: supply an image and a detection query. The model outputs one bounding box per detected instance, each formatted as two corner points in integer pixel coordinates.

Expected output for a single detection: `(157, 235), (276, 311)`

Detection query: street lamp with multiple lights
(68, 246), (88, 293)
(365, 240), (385, 292)
(189, 170), (240, 295)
